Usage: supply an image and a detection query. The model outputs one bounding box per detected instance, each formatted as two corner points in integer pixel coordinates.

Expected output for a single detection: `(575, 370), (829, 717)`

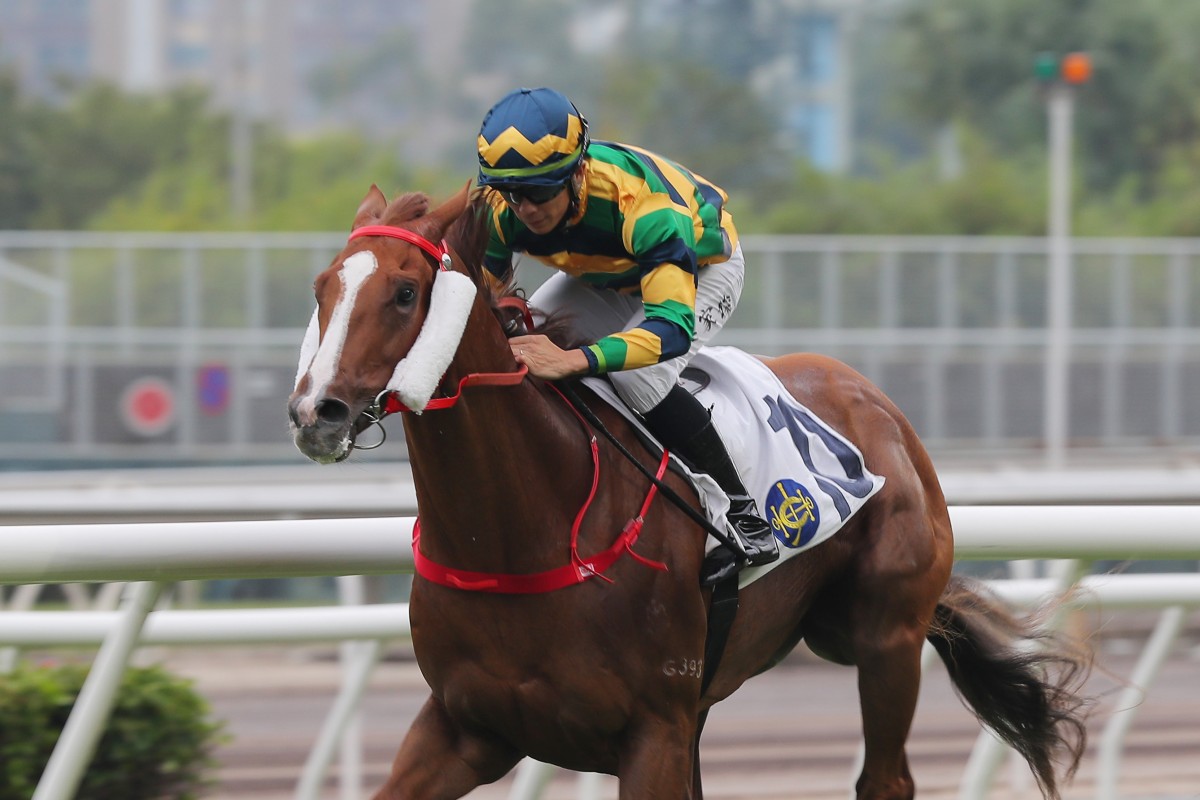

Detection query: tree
(7, 83), (231, 228)
(885, 0), (1200, 193)
(0, 73), (39, 228)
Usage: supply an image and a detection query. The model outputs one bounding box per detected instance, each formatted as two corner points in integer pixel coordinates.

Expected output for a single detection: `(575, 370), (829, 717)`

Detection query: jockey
(475, 86), (779, 586)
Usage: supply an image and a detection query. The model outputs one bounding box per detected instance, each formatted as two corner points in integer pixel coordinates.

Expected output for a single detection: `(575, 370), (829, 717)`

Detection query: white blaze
(293, 250), (378, 422)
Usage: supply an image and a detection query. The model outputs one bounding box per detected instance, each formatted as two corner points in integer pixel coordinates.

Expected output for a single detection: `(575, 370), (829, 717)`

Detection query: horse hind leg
(688, 709), (712, 800)
(802, 539), (944, 800)
(804, 580), (929, 800)
(850, 613), (927, 800)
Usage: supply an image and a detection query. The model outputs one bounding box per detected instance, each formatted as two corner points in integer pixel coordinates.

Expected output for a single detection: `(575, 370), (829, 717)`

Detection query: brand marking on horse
(662, 658), (703, 679)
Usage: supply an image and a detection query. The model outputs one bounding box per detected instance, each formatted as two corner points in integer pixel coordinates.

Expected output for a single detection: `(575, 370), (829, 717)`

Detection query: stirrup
(700, 511), (779, 587)
(727, 497), (779, 567)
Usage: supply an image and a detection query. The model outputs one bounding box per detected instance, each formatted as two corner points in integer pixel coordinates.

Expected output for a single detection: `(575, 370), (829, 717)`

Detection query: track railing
(2, 506), (1199, 800)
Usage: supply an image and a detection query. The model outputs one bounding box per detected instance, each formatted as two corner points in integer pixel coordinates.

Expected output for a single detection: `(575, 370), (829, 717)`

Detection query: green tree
(0, 73), (41, 228)
(22, 85), (230, 228)
(586, 56), (789, 196)
(887, 0), (1200, 193)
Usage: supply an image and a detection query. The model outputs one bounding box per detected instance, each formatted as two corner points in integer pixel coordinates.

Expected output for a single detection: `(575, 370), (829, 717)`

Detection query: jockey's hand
(510, 334), (589, 380)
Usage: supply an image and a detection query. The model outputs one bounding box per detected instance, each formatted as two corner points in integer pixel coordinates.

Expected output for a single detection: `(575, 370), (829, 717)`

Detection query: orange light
(1061, 52), (1092, 85)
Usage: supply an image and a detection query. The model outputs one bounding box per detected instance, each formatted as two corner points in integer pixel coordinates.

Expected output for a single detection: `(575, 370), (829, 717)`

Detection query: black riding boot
(642, 385), (780, 586)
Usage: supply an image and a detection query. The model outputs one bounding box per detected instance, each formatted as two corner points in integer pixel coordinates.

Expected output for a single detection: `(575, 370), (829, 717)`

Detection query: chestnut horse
(288, 185), (1089, 800)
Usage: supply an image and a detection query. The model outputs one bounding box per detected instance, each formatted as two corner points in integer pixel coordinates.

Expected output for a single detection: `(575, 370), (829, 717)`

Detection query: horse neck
(402, 303), (597, 573)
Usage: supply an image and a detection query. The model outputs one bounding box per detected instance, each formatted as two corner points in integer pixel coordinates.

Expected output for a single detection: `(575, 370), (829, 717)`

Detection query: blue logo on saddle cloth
(750, 393), (885, 558)
(766, 479), (821, 548)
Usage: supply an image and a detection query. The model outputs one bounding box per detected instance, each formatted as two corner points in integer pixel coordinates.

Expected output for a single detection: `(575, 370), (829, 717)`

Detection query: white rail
(4, 505), (1200, 585)
(2, 506), (1199, 800)
(2, 464), (1198, 523)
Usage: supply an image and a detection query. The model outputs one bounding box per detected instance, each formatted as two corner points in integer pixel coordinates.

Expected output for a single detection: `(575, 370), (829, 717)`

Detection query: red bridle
(349, 224), (453, 270)
(346, 222), (669, 592)
(348, 224), (528, 416)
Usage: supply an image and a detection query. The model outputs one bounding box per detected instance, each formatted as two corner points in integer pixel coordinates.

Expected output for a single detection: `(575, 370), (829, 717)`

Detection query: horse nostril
(316, 398), (350, 425)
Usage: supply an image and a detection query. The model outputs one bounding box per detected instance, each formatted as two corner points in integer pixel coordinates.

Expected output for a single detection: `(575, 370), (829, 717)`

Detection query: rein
(408, 382), (670, 593)
(557, 382), (740, 555)
(345, 232), (670, 592)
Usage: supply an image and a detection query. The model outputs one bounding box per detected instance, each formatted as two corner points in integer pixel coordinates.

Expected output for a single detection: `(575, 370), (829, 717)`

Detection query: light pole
(1036, 52), (1091, 468)
(230, 1), (260, 222)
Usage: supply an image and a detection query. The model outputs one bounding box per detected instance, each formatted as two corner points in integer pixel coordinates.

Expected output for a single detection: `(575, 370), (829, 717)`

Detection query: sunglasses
(499, 183), (567, 206)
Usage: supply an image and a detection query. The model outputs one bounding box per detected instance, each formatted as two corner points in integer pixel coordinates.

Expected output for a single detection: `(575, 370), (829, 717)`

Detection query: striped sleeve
(482, 190), (516, 280)
(583, 262), (694, 373)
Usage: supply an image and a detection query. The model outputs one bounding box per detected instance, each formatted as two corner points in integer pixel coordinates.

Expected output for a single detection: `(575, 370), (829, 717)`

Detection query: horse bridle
(338, 224), (446, 448)
(349, 223), (454, 268)
(342, 224), (530, 449)
(337, 225), (741, 579)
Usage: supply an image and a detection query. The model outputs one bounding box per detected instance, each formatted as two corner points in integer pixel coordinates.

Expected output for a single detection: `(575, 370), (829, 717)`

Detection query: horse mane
(380, 192), (431, 225)
(371, 188), (579, 347)
(445, 193), (582, 349)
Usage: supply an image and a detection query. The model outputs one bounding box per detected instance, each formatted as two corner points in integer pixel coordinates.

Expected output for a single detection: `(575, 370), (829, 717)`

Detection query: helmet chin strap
(554, 163), (587, 233)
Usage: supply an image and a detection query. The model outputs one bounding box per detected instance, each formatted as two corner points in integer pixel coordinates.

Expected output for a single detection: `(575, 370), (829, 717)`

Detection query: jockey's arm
(577, 261), (695, 375)
(511, 260), (695, 380)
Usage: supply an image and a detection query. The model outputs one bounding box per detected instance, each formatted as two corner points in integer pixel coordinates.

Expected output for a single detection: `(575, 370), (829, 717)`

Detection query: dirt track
(162, 631), (1200, 800)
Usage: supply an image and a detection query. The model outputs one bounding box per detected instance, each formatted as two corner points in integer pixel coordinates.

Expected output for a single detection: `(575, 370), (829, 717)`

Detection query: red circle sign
(121, 377), (176, 437)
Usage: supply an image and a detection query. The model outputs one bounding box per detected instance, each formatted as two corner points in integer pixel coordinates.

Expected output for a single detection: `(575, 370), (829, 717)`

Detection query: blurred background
(2, 2), (1199, 798)
(1, 1), (1197, 581)
(2, 0), (1199, 471)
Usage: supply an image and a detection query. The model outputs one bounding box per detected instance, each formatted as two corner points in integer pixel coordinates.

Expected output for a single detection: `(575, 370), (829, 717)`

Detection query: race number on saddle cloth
(583, 346), (885, 588)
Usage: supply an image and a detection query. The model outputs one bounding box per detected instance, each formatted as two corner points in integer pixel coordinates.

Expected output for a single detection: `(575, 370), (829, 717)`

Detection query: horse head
(288, 183), (477, 463)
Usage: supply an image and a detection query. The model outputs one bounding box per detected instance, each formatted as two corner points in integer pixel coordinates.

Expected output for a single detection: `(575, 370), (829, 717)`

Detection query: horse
(287, 184), (1090, 800)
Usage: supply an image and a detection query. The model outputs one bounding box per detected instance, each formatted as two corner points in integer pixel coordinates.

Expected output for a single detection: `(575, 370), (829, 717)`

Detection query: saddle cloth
(582, 346), (885, 588)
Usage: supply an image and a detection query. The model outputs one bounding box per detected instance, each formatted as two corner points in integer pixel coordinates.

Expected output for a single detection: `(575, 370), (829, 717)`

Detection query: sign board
(120, 377), (176, 437)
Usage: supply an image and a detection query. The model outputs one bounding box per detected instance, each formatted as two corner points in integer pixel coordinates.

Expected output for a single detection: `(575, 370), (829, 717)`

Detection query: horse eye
(394, 286), (417, 306)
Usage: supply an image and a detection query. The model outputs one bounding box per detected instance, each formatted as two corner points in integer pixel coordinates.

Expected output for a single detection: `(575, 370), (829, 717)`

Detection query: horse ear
(417, 181), (473, 240)
(351, 184), (388, 231)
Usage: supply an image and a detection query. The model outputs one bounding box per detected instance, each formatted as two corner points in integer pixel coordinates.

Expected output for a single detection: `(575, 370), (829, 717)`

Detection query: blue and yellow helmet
(477, 87), (590, 188)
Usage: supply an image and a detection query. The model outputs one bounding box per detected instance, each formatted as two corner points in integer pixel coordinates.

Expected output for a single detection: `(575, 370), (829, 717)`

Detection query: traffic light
(1035, 51), (1092, 85)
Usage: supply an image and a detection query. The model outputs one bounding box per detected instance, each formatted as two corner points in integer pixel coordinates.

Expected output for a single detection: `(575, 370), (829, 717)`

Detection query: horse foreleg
(617, 715), (698, 800)
(372, 695), (521, 800)
(852, 623), (926, 800)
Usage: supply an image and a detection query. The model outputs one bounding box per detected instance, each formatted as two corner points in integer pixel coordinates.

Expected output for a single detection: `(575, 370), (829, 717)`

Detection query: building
(0, 0), (869, 172)
(1, 0), (466, 133)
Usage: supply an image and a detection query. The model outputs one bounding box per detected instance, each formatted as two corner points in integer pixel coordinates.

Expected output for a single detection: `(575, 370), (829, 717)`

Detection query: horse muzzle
(288, 395), (358, 464)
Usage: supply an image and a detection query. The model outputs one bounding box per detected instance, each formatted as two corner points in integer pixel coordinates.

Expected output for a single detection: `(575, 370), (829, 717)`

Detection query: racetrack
(165, 630), (1200, 800)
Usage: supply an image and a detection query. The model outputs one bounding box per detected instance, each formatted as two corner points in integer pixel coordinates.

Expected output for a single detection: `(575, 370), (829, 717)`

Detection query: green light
(1034, 52), (1059, 82)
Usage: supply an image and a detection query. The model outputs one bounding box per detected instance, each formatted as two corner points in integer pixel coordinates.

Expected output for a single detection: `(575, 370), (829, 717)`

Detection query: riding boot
(642, 386), (780, 587)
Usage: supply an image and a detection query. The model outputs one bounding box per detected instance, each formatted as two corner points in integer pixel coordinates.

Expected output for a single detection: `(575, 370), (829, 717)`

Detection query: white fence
(1, 506), (1199, 800)
(3, 232), (1199, 464)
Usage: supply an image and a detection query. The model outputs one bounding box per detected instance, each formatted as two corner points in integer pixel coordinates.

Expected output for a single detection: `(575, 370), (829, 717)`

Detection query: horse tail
(926, 574), (1091, 800)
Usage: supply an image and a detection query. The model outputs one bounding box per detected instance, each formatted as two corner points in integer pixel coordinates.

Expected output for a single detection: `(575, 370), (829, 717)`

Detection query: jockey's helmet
(477, 87), (589, 189)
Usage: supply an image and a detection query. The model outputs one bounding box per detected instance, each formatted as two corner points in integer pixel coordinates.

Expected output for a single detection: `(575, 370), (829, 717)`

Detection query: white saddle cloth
(582, 346), (885, 588)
